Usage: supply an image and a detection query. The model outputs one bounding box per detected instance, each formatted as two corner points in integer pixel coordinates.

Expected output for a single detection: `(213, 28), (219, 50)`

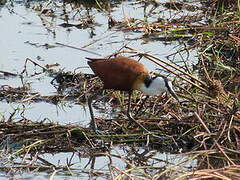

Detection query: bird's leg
(135, 95), (149, 117)
(86, 94), (97, 132)
(126, 91), (150, 133)
(126, 91), (133, 119)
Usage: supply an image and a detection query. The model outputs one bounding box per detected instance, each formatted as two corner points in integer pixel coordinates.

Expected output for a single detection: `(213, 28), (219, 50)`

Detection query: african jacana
(87, 56), (178, 132)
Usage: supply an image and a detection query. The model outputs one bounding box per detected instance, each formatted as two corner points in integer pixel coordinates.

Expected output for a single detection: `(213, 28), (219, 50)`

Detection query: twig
(56, 42), (102, 56)
(194, 112), (236, 165)
(123, 46), (208, 93)
(21, 93), (41, 103)
(125, 46), (205, 84)
(111, 165), (134, 180)
(25, 58), (49, 72)
(0, 70), (18, 76)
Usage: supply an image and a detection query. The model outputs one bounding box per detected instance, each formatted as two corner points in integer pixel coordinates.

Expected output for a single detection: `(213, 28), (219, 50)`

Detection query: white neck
(138, 76), (173, 96)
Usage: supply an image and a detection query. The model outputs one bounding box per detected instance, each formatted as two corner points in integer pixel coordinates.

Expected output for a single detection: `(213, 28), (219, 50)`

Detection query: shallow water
(0, 146), (197, 179)
(0, 1), (198, 123)
(0, 0), (200, 179)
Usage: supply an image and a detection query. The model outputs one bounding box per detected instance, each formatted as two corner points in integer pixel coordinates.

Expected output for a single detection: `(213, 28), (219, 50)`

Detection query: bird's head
(136, 74), (179, 101)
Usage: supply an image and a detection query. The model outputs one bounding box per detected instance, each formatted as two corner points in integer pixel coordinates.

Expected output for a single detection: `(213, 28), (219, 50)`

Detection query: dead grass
(0, 0), (240, 179)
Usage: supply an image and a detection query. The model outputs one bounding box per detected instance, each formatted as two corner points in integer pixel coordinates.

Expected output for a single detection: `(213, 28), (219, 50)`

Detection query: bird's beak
(168, 88), (180, 103)
(164, 77), (180, 103)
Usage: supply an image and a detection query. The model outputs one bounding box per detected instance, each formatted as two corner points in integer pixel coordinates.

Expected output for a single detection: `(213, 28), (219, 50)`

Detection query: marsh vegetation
(0, 0), (240, 179)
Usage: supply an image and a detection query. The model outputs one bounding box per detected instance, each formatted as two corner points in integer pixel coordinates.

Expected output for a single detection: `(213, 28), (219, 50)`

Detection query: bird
(86, 56), (178, 132)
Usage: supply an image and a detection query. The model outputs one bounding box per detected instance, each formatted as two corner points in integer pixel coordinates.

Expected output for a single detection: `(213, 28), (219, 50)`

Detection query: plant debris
(1, 0), (240, 179)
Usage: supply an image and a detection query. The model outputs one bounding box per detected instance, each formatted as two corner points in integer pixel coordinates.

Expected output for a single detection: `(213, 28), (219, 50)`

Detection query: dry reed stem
(56, 42), (103, 56)
(194, 112), (236, 165)
(121, 46), (208, 93)
(176, 165), (240, 180)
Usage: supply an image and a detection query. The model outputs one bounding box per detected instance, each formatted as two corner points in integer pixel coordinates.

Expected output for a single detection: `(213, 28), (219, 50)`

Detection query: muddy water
(0, 1), (198, 179)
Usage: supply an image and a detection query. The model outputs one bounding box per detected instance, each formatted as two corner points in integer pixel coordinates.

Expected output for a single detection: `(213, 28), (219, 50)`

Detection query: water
(0, 146), (197, 179)
(0, 1), (197, 125)
(0, 0), (200, 179)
